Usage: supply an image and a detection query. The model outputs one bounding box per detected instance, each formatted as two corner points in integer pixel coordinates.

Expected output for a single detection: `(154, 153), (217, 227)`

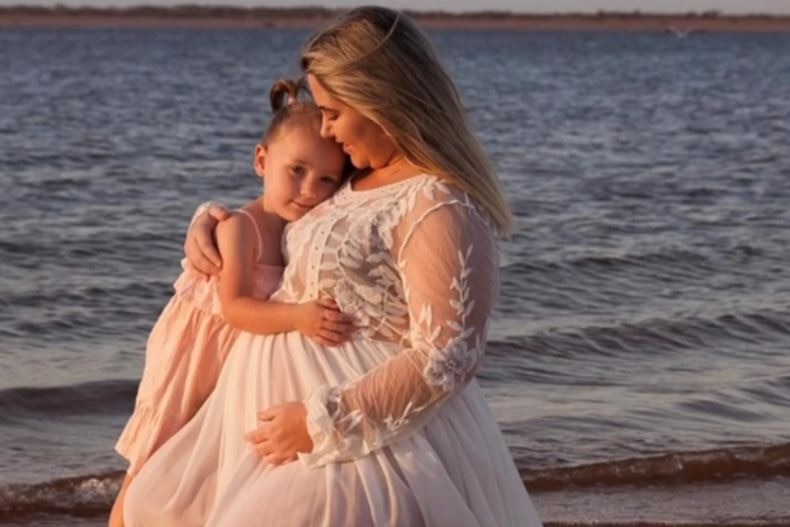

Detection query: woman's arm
(298, 200), (497, 467)
(184, 202), (232, 276)
(216, 214), (354, 345)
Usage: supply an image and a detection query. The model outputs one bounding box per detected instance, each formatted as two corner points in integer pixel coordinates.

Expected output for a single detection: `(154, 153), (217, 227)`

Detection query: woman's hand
(245, 402), (314, 465)
(184, 203), (232, 277)
(295, 298), (355, 347)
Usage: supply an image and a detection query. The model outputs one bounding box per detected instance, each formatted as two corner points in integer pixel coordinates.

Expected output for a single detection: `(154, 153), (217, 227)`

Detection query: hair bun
(269, 78), (305, 112)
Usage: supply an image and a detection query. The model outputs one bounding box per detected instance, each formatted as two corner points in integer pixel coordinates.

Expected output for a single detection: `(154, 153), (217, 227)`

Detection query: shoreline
(2, 8), (790, 31)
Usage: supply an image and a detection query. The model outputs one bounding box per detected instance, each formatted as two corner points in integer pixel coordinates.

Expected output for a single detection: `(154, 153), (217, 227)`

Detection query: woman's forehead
(306, 75), (341, 108)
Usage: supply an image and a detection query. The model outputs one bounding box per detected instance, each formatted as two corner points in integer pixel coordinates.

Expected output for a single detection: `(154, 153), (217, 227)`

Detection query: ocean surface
(1, 26), (790, 526)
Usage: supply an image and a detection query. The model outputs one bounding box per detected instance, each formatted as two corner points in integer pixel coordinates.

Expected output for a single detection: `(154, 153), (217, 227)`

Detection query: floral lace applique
(294, 176), (499, 468)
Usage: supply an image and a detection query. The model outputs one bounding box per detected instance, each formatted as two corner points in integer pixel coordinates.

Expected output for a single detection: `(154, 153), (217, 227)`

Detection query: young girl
(109, 79), (353, 526)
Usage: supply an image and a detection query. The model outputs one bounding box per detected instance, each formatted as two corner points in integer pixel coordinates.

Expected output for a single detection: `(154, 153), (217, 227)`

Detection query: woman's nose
(319, 118), (332, 139)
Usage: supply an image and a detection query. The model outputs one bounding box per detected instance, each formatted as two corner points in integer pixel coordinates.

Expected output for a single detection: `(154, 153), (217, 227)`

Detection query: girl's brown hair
(262, 78), (321, 145)
(263, 78), (353, 176)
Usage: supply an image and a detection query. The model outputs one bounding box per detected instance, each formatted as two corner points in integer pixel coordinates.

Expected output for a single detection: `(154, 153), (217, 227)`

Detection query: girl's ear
(253, 144), (267, 178)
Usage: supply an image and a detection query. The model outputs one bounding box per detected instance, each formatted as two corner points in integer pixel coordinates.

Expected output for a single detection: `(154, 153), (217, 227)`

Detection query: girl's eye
(322, 176), (338, 185)
(291, 165), (305, 177)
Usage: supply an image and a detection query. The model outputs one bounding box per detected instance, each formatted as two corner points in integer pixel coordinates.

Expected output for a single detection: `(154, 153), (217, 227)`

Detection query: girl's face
(307, 74), (400, 170)
(254, 124), (345, 221)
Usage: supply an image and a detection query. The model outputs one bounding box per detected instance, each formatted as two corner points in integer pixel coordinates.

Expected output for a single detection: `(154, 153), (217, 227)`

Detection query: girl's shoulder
(219, 204), (287, 268)
(215, 206), (264, 260)
(216, 210), (256, 243)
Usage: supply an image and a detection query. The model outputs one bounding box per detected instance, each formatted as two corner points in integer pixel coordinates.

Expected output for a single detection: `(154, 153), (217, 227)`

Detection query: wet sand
(10, 476), (790, 526)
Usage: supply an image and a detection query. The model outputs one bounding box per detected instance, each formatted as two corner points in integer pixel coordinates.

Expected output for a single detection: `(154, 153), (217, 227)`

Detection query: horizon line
(4, 4), (790, 17)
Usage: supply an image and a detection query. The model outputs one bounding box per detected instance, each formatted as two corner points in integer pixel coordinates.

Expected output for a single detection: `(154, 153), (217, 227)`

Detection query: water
(1, 27), (790, 525)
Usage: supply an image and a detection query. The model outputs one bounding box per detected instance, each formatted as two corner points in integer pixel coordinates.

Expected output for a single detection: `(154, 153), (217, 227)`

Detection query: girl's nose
(301, 180), (318, 199)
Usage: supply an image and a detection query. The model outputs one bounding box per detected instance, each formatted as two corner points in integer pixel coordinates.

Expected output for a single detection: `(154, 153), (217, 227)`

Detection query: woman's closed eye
(320, 109), (338, 122)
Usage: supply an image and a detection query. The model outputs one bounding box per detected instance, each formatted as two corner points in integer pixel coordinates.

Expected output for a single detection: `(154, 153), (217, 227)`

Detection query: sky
(3, 0), (790, 14)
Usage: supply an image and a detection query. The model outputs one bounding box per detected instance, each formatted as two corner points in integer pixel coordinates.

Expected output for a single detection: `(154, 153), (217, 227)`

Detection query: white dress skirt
(123, 175), (544, 526)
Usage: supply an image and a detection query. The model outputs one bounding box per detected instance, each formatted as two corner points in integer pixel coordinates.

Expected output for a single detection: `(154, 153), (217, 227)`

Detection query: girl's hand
(245, 402), (313, 465)
(295, 298), (355, 347)
(184, 203), (232, 277)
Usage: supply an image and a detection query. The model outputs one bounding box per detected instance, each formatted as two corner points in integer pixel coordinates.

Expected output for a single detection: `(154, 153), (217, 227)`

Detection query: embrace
(111, 6), (543, 526)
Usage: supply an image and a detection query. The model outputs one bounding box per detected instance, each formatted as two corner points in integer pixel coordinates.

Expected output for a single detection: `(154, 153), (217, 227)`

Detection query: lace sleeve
(298, 196), (498, 468)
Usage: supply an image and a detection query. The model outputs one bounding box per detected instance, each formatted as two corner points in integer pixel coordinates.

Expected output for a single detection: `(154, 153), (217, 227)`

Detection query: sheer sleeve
(298, 195), (498, 468)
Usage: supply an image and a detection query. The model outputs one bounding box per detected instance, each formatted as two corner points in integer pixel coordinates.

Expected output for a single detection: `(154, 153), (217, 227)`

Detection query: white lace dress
(124, 174), (543, 527)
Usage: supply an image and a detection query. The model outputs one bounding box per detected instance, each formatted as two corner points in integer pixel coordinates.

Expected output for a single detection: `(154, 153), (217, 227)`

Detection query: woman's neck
(353, 157), (423, 191)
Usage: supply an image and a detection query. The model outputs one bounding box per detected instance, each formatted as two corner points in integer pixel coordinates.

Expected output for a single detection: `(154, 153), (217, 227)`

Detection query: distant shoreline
(2, 6), (790, 31)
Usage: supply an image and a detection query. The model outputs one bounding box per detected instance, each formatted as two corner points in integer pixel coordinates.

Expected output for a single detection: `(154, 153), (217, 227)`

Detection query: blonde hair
(300, 6), (513, 236)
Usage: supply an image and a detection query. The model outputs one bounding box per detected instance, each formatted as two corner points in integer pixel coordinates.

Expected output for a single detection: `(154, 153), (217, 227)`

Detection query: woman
(124, 7), (543, 526)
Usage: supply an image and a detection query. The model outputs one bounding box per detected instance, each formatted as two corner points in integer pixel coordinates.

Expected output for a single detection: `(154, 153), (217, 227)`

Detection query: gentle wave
(2, 300), (788, 419)
(2, 280), (172, 312)
(0, 470), (121, 520)
(0, 380), (136, 421)
(521, 442), (790, 492)
(486, 306), (790, 362)
(502, 247), (720, 276)
(2, 443), (788, 519)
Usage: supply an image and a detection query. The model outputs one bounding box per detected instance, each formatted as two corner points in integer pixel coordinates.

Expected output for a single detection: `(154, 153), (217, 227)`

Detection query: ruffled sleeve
(299, 184), (498, 467)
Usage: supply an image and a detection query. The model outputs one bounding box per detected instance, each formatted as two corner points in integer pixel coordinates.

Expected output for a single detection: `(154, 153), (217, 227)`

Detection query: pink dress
(123, 176), (543, 526)
(115, 209), (283, 476)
